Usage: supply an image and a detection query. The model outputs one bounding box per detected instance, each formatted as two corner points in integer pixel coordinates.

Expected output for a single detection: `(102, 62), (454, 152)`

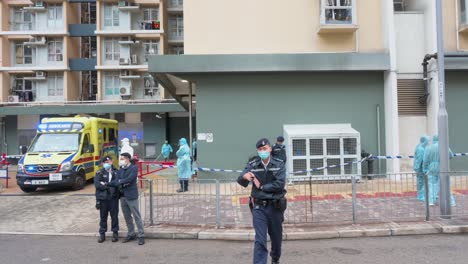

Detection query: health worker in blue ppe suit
(422, 135), (456, 206)
(161, 140), (173, 161)
(176, 138), (192, 192)
(413, 135), (429, 201)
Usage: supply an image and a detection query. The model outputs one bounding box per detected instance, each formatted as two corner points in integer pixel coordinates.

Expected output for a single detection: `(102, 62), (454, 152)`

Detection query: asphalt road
(1, 234), (468, 264)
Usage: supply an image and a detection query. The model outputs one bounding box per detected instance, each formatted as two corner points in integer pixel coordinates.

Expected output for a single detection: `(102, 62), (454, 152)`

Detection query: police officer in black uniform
(271, 136), (286, 163)
(238, 138), (287, 264)
(94, 156), (119, 243)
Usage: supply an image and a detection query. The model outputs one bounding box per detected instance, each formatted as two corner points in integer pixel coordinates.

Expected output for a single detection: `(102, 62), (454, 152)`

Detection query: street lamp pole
(435, 0), (451, 217)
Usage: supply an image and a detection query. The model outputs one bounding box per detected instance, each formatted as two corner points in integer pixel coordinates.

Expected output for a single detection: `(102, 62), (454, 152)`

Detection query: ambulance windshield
(30, 133), (80, 153)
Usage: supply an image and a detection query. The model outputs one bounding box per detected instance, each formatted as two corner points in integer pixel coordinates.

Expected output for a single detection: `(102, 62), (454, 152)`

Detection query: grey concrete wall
(194, 72), (386, 176)
(446, 72), (468, 171)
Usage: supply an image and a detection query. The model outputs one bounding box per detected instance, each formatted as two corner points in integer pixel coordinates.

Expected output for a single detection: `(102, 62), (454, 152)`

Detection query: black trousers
(99, 198), (119, 235)
(252, 203), (283, 264)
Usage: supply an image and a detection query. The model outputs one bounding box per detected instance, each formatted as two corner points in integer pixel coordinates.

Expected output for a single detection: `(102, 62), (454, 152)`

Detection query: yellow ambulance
(17, 116), (119, 193)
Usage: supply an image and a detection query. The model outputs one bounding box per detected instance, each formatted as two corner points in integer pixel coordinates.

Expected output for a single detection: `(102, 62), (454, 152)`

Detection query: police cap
(277, 136), (284, 142)
(256, 138), (270, 149)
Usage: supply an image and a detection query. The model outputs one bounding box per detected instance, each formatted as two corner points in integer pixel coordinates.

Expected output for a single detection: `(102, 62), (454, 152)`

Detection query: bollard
(351, 176), (357, 224)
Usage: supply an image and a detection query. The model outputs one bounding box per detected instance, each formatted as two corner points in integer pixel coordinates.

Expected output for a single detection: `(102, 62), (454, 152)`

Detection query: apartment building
(0, 0), (187, 159)
(150, 0), (468, 175)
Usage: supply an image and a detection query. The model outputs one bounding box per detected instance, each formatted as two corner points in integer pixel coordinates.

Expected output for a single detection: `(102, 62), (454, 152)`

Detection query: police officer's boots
(98, 234), (105, 243)
(272, 257), (280, 264)
(112, 232), (119, 242)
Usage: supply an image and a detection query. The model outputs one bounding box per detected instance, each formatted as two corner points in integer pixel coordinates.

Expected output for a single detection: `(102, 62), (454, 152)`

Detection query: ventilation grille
(398, 79), (427, 116)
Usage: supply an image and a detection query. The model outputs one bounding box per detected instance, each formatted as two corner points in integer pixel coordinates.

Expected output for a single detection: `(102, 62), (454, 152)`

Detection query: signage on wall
(198, 133), (213, 143)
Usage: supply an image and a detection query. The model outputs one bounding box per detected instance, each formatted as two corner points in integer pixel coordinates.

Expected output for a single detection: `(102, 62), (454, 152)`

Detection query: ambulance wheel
(20, 186), (37, 193)
(72, 171), (86, 191)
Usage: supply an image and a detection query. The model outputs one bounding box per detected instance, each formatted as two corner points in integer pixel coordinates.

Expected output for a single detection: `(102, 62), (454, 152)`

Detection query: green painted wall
(446, 72), (468, 171)
(194, 72), (386, 177)
(5, 116), (18, 155)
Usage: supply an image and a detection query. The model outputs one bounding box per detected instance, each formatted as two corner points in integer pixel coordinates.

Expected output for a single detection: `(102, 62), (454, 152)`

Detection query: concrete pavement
(1, 194), (468, 241)
(2, 234), (468, 264)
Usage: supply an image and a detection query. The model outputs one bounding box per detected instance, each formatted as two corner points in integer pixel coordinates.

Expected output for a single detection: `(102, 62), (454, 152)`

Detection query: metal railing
(138, 172), (468, 227)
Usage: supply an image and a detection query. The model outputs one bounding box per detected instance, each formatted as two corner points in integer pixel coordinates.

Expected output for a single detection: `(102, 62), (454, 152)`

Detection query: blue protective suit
(161, 143), (173, 159)
(176, 138), (192, 179)
(413, 136), (429, 201)
(422, 135), (456, 206)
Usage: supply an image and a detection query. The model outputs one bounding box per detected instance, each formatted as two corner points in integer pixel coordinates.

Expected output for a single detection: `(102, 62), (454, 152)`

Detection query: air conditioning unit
(118, 0), (129, 7)
(119, 58), (130, 65)
(36, 36), (46, 43)
(36, 71), (46, 78)
(35, 1), (46, 8)
(119, 87), (132, 96)
(120, 69), (130, 76)
(7, 95), (19, 103)
(131, 54), (138, 65)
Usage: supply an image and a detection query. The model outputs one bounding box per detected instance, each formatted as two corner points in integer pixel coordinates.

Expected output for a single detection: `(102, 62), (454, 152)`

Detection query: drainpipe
(420, 53), (437, 104)
(421, 52), (468, 103)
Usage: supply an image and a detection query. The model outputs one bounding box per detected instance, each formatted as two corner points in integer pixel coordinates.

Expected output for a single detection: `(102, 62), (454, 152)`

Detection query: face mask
(258, 151), (270, 160)
(119, 160), (126, 167)
(103, 163), (111, 170)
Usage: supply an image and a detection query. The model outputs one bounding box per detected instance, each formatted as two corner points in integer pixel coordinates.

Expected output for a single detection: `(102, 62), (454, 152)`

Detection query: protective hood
(179, 138), (187, 146)
(420, 135), (430, 147)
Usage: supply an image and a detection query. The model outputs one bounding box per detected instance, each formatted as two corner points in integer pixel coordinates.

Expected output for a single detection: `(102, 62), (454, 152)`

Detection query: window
(48, 39), (63, 62)
(321, 0), (355, 25)
(47, 73), (64, 97)
(47, 4), (63, 28)
(82, 134), (90, 154)
(12, 76), (34, 102)
(143, 8), (159, 22)
(12, 8), (35, 31)
(143, 40), (159, 62)
(103, 128), (108, 141)
(169, 15), (184, 39)
(109, 128), (116, 141)
(143, 74), (158, 96)
(169, 0), (183, 8)
(104, 38), (120, 61)
(15, 43), (33, 65)
(460, 0), (468, 25)
(104, 4), (119, 27)
(104, 73), (120, 96)
(169, 45), (184, 55)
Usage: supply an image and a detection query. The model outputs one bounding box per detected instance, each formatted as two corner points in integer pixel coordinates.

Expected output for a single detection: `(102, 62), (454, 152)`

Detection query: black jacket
(237, 157), (286, 200)
(109, 164), (139, 200)
(271, 143), (287, 162)
(94, 167), (119, 200)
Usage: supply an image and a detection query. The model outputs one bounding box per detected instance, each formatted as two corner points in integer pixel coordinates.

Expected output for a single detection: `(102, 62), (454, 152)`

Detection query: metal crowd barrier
(138, 172), (468, 227)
